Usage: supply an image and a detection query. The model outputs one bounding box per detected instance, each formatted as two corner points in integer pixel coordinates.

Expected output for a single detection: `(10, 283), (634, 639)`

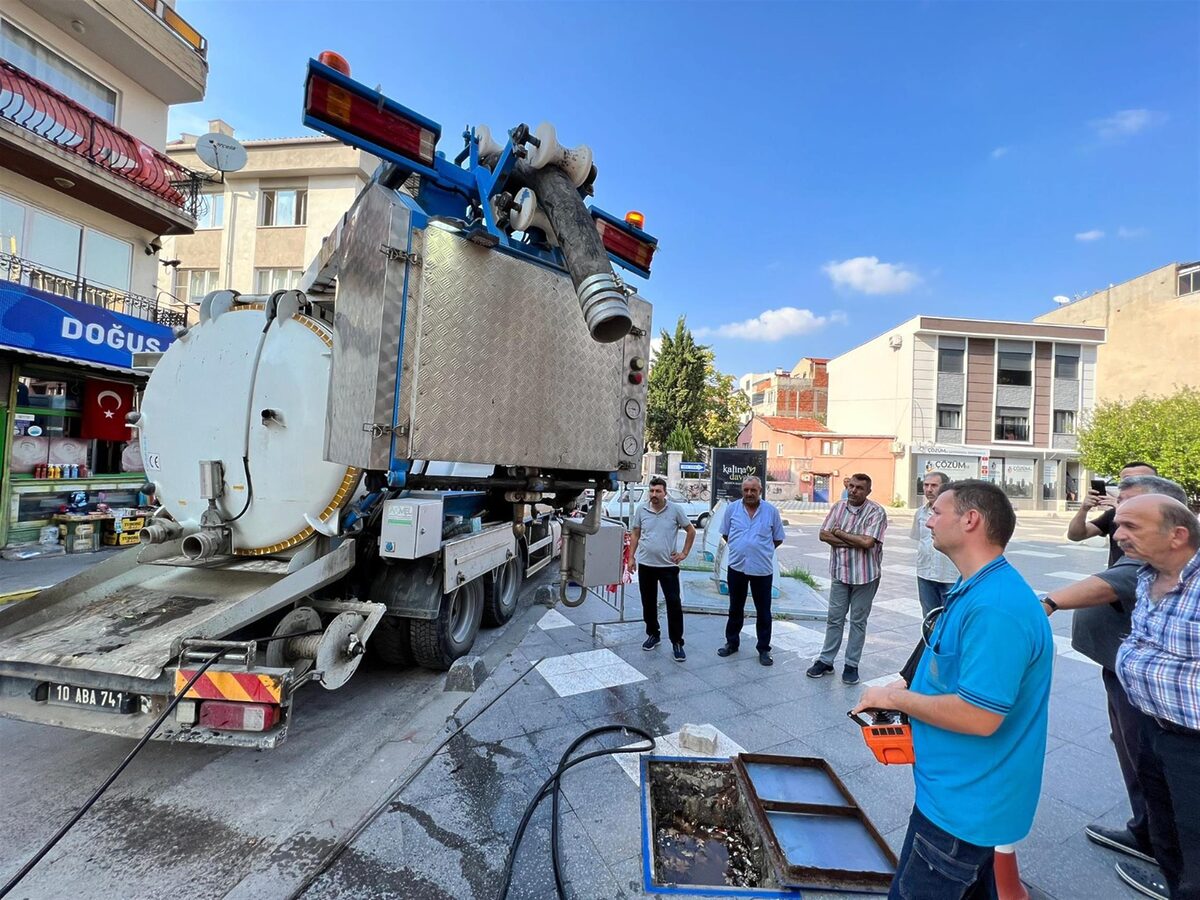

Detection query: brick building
(737, 415), (896, 503)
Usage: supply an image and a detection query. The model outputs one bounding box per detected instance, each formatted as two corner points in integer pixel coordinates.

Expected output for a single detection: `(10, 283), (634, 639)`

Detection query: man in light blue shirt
(854, 479), (1052, 899)
(718, 476), (786, 666)
(912, 471), (959, 615)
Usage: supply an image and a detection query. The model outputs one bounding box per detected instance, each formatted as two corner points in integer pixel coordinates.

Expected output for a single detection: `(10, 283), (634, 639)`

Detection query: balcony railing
(1, 252), (192, 328)
(137, 0), (208, 58)
(0, 60), (202, 220)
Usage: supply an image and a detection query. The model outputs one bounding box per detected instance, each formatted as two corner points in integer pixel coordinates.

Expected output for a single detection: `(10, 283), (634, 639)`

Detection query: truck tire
(410, 579), (484, 670)
(482, 556), (523, 627)
(370, 615), (414, 666)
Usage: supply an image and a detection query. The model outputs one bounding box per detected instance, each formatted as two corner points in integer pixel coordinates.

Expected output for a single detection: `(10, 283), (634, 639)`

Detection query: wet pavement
(303, 512), (1138, 900)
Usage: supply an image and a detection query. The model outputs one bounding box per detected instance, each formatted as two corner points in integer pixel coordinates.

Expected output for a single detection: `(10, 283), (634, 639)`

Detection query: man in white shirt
(912, 472), (959, 615)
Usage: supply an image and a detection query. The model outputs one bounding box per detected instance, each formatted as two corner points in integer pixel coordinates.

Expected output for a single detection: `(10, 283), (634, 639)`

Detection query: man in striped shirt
(1112, 493), (1200, 900)
(807, 472), (888, 685)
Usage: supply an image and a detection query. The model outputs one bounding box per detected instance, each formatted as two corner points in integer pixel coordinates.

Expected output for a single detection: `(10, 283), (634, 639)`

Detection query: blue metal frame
(302, 59), (656, 280)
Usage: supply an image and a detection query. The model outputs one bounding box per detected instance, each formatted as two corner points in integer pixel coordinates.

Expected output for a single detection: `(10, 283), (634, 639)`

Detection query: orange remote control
(848, 709), (915, 765)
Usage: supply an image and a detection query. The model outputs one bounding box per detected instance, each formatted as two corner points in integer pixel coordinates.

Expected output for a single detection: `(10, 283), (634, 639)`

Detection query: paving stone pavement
(305, 513), (1144, 900)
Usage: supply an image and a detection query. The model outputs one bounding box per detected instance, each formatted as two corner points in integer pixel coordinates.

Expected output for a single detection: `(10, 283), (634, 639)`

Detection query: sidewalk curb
(0, 587), (45, 606)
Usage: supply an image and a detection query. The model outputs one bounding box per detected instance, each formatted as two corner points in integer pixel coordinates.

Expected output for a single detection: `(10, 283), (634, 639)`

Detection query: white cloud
(1075, 229), (1105, 242)
(696, 307), (836, 342)
(1090, 109), (1167, 140)
(822, 256), (921, 295)
(990, 146), (1009, 159)
(1117, 226), (1148, 239)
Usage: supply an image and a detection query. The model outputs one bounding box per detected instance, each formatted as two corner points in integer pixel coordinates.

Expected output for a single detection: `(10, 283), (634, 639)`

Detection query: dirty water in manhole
(646, 759), (774, 889)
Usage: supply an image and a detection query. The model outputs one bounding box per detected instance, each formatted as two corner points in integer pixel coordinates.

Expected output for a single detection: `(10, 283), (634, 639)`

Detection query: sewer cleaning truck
(0, 52), (657, 748)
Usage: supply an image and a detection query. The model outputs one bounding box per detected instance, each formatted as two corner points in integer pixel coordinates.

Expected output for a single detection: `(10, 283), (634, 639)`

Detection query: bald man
(1112, 494), (1200, 899)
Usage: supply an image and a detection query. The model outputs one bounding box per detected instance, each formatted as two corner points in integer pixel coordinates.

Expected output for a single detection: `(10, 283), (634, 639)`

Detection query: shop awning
(1, 345), (146, 377)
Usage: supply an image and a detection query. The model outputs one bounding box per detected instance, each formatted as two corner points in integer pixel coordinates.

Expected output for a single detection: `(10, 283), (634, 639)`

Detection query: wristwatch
(1041, 596), (1059, 613)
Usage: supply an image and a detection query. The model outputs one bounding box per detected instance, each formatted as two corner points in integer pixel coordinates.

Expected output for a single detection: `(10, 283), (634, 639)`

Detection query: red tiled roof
(757, 416), (831, 435)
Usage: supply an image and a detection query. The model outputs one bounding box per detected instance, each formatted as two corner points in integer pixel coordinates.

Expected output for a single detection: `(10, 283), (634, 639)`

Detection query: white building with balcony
(0, 0), (209, 546)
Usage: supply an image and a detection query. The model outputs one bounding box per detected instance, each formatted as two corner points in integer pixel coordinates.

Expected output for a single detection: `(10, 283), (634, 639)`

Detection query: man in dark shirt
(1066, 461), (1157, 566)
(1044, 474), (1188, 900)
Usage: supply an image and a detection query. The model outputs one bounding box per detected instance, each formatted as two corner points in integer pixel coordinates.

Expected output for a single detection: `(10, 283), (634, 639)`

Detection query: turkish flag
(81, 379), (136, 441)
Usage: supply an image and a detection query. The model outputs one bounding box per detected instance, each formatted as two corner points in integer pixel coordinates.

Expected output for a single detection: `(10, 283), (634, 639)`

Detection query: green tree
(1077, 388), (1200, 502)
(664, 424), (697, 459)
(646, 316), (749, 452)
(698, 369), (751, 449)
(646, 316), (708, 449)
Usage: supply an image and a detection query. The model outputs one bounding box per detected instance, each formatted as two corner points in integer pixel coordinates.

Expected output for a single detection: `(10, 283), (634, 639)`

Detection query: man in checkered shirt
(808, 472), (888, 685)
(1113, 493), (1200, 899)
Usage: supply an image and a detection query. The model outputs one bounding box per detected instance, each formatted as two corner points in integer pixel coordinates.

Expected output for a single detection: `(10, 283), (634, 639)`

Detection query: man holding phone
(1067, 461), (1157, 566)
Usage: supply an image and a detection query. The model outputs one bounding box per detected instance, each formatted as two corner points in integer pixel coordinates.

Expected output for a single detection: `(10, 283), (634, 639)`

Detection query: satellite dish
(1052, 295), (1071, 305)
(195, 132), (247, 173)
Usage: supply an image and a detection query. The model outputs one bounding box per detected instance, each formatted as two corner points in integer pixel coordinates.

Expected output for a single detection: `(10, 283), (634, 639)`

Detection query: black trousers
(1137, 716), (1200, 898)
(638, 565), (684, 645)
(725, 567), (773, 652)
(1101, 667), (1153, 852)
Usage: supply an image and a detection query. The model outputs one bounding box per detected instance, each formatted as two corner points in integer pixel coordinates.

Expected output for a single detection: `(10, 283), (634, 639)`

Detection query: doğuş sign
(0, 282), (173, 369)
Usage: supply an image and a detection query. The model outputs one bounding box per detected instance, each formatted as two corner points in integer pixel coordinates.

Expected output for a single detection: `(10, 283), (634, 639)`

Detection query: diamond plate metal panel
(324, 186), (412, 469)
(405, 227), (651, 472)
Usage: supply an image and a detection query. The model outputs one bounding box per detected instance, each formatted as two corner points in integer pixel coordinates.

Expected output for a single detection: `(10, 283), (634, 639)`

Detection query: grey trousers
(818, 578), (881, 668)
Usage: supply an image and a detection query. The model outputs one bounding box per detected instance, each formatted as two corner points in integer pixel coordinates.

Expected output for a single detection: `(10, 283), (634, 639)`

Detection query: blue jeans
(917, 577), (953, 617)
(889, 805), (997, 900)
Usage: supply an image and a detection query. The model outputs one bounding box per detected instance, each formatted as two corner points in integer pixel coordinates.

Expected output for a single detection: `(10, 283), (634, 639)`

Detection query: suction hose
(521, 163), (631, 344)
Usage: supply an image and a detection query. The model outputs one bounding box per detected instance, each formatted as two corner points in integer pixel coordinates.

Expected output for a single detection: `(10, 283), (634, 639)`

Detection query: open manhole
(641, 754), (896, 896)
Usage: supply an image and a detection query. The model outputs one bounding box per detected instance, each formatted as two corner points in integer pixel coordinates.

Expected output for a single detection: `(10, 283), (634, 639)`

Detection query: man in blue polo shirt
(718, 475), (786, 666)
(853, 479), (1052, 899)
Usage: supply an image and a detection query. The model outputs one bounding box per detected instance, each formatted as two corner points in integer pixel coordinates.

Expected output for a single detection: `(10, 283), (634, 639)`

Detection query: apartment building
(827, 316), (1106, 510)
(741, 357), (829, 421)
(1035, 261), (1200, 402)
(0, 0), (208, 546)
(157, 127), (376, 302)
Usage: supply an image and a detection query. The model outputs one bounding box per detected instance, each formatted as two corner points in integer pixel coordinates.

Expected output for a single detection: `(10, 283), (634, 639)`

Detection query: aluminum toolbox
(323, 184), (651, 477)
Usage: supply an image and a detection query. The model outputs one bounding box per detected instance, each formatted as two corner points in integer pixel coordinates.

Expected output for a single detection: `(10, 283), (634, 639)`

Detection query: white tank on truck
(0, 51), (659, 748)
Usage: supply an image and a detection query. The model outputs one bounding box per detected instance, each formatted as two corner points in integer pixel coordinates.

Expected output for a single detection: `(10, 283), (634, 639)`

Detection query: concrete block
(678, 722), (719, 755)
(444, 655), (487, 693)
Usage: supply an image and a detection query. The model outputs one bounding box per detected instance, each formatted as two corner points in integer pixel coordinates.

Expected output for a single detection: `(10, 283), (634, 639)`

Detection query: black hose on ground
(497, 724), (656, 900)
(0, 627), (323, 897)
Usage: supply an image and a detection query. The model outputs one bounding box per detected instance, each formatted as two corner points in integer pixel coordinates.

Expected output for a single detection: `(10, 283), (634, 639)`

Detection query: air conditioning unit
(890, 440), (906, 454)
(888, 334), (903, 350)
(800, 473), (812, 483)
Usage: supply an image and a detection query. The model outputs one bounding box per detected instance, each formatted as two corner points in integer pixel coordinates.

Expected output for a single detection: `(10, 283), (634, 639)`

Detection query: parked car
(592, 484), (713, 527)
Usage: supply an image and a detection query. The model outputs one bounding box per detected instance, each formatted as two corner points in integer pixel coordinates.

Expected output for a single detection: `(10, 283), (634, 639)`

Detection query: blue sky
(172, 0), (1198, 378)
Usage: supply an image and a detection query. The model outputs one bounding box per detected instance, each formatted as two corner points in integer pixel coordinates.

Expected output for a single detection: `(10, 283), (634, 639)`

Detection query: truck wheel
(482, 556), (523, 627)
(410, 579), (484, 670)
(370, 615), (414, 666)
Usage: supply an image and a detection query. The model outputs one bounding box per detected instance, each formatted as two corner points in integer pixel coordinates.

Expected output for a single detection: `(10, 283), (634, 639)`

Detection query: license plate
(47, 683), (137, 714)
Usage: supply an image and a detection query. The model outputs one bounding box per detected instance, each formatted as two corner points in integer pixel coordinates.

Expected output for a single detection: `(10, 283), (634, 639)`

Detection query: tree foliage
(698, 369), (751, 449)
(664, 424), (697, 459)
(1077, 389), (1200, 502)
(646, 316), (749, 452)
(646, 316), (710, 449)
